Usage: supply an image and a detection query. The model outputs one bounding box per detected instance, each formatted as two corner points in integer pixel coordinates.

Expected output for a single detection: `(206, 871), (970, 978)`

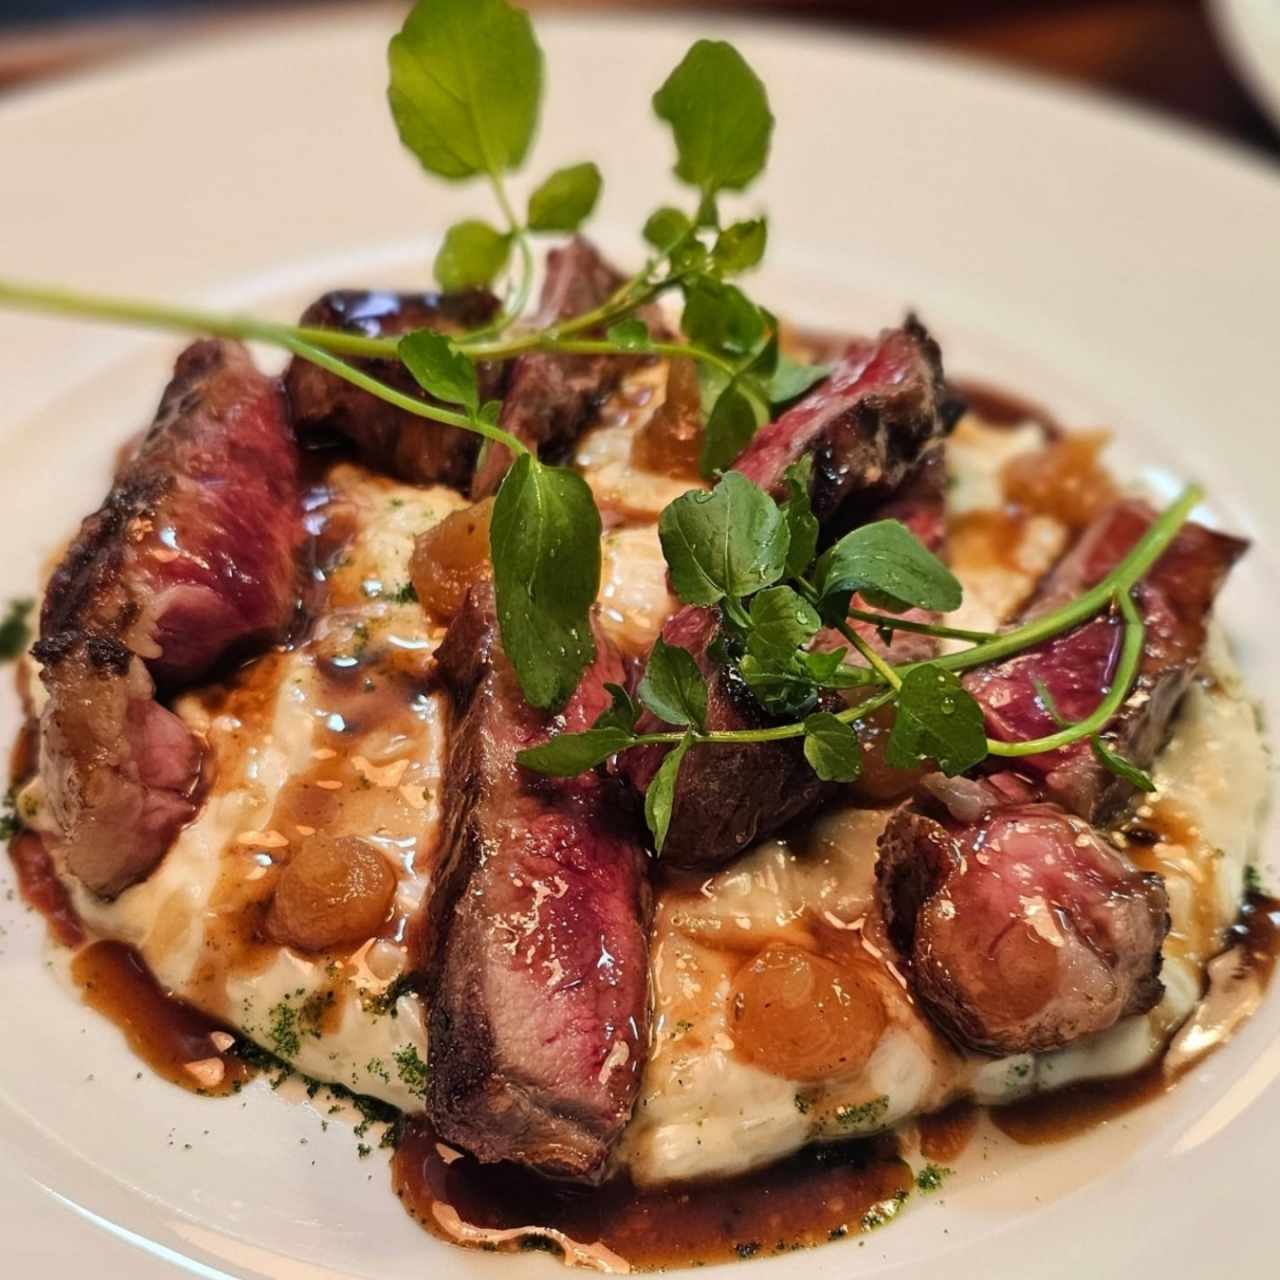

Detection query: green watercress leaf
(606, 318), (651, 351)
(526, 161), (602, 232)
(802, 648), (864, 687)
(1092, 737), (1156, 792)
(739, 655), (819, 718)
(780, 457), (818, 579)
(681, 276), (766, 357)
(398, 329), (478, 414)
(490, 454), (601, 710)
(699, 379), (759, 476)
(0, 598), (32, 663)
(712, 218), (768, 275)
(769, 355), (832, 409)
(643, 206), (691, 251)
(658, 471), (788, 606)
(814, 519), (963, 615)
(434, 219), (512, 291)
(638, 637), (708, 731)
(651, 39), (774, 198)
(516, 727), (634, 777)
(745, 587), (820, 663)
(885, 665), (988, 777)
(803, 712), (862, 782)
(645, 731), (694, 854)
(596, 682), (640, 734)
(388, 0), (542, 180)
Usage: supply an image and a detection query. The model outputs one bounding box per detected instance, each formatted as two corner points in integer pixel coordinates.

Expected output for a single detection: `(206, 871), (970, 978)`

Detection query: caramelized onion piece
(266, 835), (396, 953)
(630, 358), (702, 479)
(1002, 430), (1116, 531)
(729, 944), (886, 1082)
(410, 497), (494, 622)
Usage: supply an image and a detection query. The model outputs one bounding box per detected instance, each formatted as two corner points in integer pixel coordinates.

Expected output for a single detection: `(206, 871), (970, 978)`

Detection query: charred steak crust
(965, 500), (1248, 821)
(425, 581), (652, 1181)
(35, 339), (300, 898)
(623, 321), (957, 869)
(470, 237), (636, 498)
(736, 315), (954, 522)
(285, 287), (501, 488)
(877, 788), (1170, 1056)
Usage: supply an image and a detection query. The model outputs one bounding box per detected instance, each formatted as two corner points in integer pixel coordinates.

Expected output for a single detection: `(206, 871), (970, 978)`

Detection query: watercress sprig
(518, 476), (1200, 850)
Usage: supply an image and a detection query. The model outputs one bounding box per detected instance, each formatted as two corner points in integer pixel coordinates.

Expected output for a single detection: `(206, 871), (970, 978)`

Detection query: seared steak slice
(877, 777), (1169, 1056)
(965, 500), (1247, 821)
(735, 317), (957, 521)
(623, 606), (839, 868)
(34, 340), (299, 896)
(425, 581), (651, 1181)
(471, 237), (630, 497)
(622, 327), (956, 868)
(286, 287), (500, 487)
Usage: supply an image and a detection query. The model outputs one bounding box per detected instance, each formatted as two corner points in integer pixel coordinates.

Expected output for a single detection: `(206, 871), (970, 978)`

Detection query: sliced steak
(965, 499), (1247, 821)
(425, 581), (651, 1181)
(735, 316), (958, 521)
(623, 606), (840, 868)
(622, 324), (956, 868)
(471, 237), (631, 497)
(877, 776), (1169, 1056)
(34, 339), (300, 897)
(285, 287), (500, 487)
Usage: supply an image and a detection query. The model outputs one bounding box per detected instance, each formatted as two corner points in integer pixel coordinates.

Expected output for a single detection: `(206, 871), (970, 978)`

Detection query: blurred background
(0, 1), (1276, 157)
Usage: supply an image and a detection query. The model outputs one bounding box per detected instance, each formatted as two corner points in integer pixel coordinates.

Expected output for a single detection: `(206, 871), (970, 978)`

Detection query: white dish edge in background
(1, 9), (1278, 1278)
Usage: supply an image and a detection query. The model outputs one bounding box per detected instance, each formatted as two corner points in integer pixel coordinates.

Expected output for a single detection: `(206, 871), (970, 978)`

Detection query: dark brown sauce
(72, 941), (255, 1096)
(993, 893), (1280, 1146)
(990, 1061), (1168, 1146)
(951, 377), (1061, 435)
(393, 1118), (913, 1270)
(918, 1101), (979, 1163)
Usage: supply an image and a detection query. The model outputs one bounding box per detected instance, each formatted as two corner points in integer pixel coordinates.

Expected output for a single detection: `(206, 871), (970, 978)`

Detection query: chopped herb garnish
(267, 1001), (301, 1060)
(915, 1163), (953, 1193)
(393, 1043), (430, 1098)
(0, 787), (21, 842)
(832, 1095), (890, 1131)
(860, 1189), (910, 1231)
(0, 597), (32, 662)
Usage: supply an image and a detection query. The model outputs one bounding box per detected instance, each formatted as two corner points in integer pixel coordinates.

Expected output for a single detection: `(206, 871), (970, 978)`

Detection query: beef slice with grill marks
(471, 237), (641, 497)
(424, 581), (651, 1181)
(622, 321), (957, 868)
(964, 499), (1247, 821)
(285, 287), (501, 488)
(877, 775), (1169, 1056)
(34, 339), (300, 897)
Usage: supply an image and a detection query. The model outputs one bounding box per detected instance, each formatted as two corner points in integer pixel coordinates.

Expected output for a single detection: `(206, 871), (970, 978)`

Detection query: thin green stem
(986, 587), (1144, 758)
(545, 336), (738, 380)
(838, 621), (903, 690)
(844, 607), (994, 644)
(832, 484), (1204, 689)
(481, 171), (535, 338)
(0, 278), (528, 456)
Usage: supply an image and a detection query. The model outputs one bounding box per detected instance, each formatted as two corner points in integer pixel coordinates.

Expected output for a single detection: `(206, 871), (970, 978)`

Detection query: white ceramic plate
(2, 8), (1278, 1278)
(1213, 0), (1280, 129)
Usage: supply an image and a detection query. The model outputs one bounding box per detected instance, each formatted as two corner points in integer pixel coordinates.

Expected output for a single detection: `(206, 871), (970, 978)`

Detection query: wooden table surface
(1, 0), (1276, 160)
